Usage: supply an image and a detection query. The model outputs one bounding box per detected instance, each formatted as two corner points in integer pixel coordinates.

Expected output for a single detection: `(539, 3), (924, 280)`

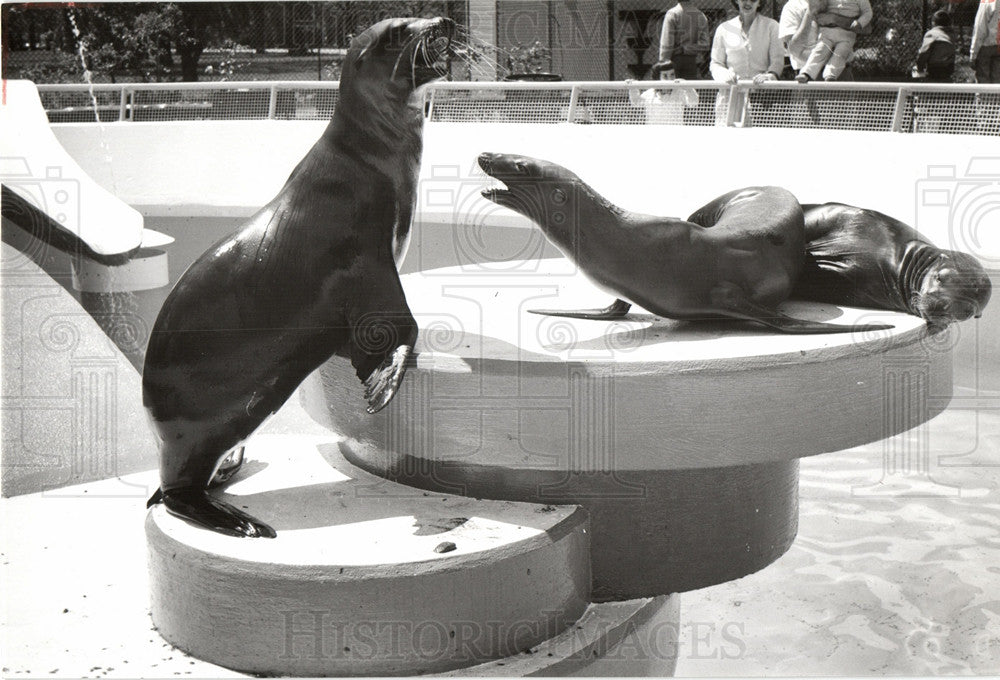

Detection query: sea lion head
(477, 152), (582, 230)
(913, 249), (992, 326)
(343, 17), (455, 97)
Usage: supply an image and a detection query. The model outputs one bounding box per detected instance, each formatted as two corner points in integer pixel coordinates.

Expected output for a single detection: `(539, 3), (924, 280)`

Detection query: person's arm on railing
(753, 21), (784, 83)
(710, 28), (738, 84)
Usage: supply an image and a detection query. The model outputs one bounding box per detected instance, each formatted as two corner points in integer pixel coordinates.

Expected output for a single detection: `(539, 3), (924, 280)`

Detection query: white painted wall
(51, 121), (1000, 260)
(50, 120), (1000, 390)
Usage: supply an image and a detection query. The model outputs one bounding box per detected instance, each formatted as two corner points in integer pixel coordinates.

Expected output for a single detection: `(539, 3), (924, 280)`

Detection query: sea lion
(792, 202), (991, 328)
(478, 153), (890, 334)
(143, 17), (455, 538)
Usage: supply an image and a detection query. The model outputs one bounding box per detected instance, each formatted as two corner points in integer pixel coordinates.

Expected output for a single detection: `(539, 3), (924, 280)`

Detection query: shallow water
(3, 210), (998, 673)
(676, 400), (1000, 675)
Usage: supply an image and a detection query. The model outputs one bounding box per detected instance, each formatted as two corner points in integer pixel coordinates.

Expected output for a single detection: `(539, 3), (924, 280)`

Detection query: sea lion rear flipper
(348, 273), (419, 414)
(711, 283), (894, 335)
(528, 298), (632, 320)
(160, 488), (277, 538)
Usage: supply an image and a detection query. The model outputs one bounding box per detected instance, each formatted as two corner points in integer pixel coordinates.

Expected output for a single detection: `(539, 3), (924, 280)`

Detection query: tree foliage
(3, 3), (242, 82)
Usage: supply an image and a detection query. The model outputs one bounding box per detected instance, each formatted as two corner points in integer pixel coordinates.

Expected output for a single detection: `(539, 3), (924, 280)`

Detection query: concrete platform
(3, 401), (992, 677)
(147, 434), (591, 676)
(1, 388), (682, 678)
(305, 262), (953, 600)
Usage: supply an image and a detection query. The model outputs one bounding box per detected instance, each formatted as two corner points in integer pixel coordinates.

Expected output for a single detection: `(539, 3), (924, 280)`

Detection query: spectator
(710, 0), (783, 124)
(971, 0), (1000, 83)
(658, 0), (711, 79)
(627, 64), (700, 124)
(794, 0), (872, 82)
(914, 10), (956, 83)
(778, 0), (854, 80)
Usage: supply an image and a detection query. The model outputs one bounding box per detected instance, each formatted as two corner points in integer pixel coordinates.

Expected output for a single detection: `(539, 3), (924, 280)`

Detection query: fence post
(424, 87), (436, 120)
(567, 85), (580, 123)
(268, 84), (278, 120)
(118, 86), (128, 122)
(891, 87), (909, 133)
(725, 84), (741, 127)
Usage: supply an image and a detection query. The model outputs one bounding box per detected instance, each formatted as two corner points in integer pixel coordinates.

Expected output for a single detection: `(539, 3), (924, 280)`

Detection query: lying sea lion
(793, 202), (991, 328)
(478, 153), (890, 334)
(143, 17), (455, 538)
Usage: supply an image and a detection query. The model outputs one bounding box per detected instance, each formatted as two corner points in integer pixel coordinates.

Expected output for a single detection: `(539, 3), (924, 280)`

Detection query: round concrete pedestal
(445, 596), (682, 676)
(303, 262), (953, 601)
(146, 434), (591, 676)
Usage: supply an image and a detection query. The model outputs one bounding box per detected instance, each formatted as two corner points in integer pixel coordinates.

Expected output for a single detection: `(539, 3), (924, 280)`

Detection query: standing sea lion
(143, 17), (455, 538)
(478, 153), (890, 334)
(792, 202), (991, 328)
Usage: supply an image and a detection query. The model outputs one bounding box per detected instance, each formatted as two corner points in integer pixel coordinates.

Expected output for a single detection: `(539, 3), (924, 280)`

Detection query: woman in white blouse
(710, 0), (784, 124)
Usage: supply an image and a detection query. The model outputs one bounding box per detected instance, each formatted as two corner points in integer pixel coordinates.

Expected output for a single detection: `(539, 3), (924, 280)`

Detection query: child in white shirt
(626, 62), (699, 125)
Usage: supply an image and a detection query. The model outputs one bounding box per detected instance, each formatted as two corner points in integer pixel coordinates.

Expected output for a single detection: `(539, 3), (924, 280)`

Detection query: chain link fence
(34, 80), (1000, 136)
(1, 0), (987, 84)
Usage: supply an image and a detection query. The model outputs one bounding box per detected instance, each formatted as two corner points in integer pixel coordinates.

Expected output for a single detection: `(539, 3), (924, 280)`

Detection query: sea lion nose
(477, 152), (497, 173)
(437, 17), (457, 36)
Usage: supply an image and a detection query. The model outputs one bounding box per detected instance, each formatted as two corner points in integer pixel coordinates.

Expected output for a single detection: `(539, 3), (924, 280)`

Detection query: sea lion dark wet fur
(143, 17), (454, 538)
(478, 154), (890, 334)
(793, 203), (991, 328)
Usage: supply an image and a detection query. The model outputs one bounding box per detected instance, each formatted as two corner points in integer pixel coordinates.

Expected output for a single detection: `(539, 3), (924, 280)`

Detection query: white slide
(1, 79), (145, 259)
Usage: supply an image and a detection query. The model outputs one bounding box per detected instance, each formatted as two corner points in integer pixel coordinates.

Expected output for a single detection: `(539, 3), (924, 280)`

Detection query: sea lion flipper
(347, 276), (419, 414)
(362, 344), (413, 414)
(528, 299), (632, 320)
(208, 447), (245, 488)
(712, 283), (894, 335)
(160, 488), (277, 538)
(761, 314), (894, 335)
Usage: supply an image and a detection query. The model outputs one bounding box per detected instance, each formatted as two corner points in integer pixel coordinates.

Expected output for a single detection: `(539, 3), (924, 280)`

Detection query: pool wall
(50, 120), (1000, 394)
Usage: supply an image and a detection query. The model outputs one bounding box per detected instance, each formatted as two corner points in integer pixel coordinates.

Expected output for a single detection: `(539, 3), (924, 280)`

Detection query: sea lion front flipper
(362, 344), (413, 414)
(208, 447), (245, 488)
(348, 272), (419, 414)
(711, 283), (894, 335)
(759, 313), (894, 335)
(160, 488), (277, 538)
(528, 298), (632, 320)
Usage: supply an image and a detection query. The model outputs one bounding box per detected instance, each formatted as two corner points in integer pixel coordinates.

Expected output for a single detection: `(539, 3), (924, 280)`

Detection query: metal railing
(36, 80), (1000, 135)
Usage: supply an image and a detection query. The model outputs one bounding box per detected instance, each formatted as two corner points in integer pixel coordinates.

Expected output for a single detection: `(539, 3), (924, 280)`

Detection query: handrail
(34, 80), (1000, 133)
(37, 80), (342, 92)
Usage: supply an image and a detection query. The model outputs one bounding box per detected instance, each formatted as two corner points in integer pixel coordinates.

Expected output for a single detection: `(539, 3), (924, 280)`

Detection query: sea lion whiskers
(797, 203), (990, 326)
(899, 242), (944, 315)
(446, 27), (508, 79)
